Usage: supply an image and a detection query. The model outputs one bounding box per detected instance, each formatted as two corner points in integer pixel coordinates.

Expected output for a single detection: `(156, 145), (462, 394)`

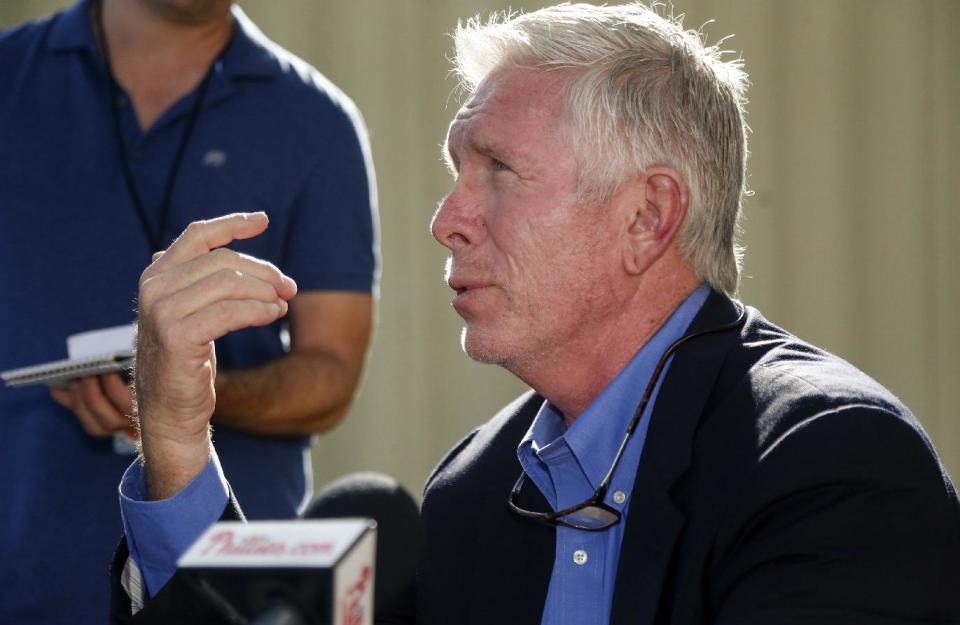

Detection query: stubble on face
(140, 0), (232, 24)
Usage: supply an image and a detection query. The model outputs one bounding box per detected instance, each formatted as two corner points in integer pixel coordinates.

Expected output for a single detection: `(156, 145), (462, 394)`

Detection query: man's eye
(492, 159), (510, 172)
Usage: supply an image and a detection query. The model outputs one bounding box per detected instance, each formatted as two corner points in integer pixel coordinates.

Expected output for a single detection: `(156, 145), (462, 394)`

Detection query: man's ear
(620, 166), (688, 275)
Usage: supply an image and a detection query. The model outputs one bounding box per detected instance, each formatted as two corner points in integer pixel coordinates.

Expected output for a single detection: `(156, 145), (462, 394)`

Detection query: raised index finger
(152, 212), (269, 272)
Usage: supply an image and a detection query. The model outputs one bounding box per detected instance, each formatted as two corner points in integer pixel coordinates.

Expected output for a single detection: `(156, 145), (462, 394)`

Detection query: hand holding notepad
(1, 324), (139, 454)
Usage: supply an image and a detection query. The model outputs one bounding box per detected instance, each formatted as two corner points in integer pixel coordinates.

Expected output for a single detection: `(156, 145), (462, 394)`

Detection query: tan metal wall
(4, 0), (957, 496)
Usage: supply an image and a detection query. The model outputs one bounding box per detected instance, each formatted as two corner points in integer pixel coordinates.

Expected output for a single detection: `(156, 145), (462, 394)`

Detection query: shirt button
(573, 549), (588, 566)
(132, 150), (145, 162)
(613, 490), (626, 505)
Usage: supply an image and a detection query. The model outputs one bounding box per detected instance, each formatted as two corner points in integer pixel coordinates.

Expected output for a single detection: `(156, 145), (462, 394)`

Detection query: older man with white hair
(111, 3), (960, 624)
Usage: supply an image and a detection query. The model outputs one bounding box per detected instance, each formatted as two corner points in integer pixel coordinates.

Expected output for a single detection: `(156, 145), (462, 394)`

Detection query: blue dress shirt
(517, 284), (709, 625)
(119, 455), (230, 599)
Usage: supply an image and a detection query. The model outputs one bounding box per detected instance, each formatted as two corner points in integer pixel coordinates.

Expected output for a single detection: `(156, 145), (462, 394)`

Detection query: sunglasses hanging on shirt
(508, 304), (748, 531)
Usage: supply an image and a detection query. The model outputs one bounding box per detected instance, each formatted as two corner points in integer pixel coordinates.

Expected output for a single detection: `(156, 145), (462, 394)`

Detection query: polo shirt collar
(45, 0), (279, 81)
(46, 0), (97, 54)
(222, 5), (283, 81)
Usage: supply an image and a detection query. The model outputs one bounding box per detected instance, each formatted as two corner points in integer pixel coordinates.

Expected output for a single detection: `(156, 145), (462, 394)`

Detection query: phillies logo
(340, 565), (372, 625)
(199, 529), (334, 557)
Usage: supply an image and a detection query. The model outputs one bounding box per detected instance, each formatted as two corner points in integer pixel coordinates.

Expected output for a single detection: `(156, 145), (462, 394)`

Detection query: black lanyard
(95, 0), (225, 253)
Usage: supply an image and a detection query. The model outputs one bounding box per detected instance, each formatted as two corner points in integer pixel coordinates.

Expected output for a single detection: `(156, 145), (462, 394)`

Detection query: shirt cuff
(118, 451), (229, 598)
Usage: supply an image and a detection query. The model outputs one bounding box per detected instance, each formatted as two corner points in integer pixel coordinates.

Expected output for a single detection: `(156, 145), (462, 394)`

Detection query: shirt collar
(46, 0), (97, 54)
(519, 284), (712, 490)
(46, 0), (279, 81)
(221, 5), (285, 80)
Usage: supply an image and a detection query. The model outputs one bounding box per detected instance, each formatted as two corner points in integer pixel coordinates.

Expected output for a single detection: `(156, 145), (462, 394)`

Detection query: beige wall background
(4, 0), (958, 496)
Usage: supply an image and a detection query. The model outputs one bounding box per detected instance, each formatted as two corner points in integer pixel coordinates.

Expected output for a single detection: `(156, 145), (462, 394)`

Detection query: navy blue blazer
(417, 292), (960, 624)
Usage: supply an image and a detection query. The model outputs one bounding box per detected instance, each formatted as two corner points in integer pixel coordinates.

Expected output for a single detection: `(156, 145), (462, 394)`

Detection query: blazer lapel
(480, 473), (556, 625)
(610, 292), (742, 625)
(467, 393), (556, 625)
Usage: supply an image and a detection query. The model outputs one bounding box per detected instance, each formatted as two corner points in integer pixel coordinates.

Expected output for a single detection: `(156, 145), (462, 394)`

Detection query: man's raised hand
(135, 213), (297, 500)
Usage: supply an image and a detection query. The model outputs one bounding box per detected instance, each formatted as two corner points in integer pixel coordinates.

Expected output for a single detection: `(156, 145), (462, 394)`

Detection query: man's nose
(430, 185), (483, 251)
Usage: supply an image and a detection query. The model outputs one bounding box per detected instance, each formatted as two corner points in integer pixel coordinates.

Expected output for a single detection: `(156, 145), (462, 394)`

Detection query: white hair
(452, 2), (750, 295)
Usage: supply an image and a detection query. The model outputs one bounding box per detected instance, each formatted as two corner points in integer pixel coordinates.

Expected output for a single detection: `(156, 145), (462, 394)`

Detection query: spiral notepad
(0, 351), (134, 388)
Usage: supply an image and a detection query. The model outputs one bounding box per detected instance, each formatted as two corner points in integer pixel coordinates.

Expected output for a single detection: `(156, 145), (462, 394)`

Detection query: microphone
(176, 472), (420, 625)
(178, 518), (376, 625)
(303, 472), (421, 622)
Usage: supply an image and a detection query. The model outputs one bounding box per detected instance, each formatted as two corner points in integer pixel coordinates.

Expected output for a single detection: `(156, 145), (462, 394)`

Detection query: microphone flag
(177, 519), (375, 625)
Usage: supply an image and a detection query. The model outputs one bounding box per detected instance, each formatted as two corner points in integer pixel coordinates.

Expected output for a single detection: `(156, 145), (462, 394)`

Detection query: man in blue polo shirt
(0, 0), (378, 623)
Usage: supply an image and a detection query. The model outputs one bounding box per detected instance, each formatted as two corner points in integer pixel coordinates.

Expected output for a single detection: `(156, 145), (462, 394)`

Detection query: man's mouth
(448, 277), (489, 294)
(448, 279), (497, 311)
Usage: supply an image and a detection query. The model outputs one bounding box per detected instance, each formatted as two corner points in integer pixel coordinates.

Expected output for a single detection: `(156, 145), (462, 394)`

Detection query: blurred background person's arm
(213, 290), (373, 436)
